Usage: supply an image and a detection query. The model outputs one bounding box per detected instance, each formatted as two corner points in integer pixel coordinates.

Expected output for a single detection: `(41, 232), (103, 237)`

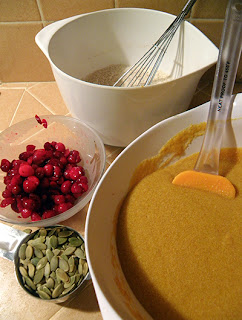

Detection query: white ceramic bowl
(0, 115), (105, 227)
(85, 93), (242, 319)
(36, 8), (218, 147)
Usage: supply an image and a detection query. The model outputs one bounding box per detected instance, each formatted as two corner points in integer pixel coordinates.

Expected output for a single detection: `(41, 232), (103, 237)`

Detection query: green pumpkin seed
(52, 283), (64, 298)
(34, 268), (44, 284)
(42, 285), (52, 296)
(28, 263), (35, 278)
(18, 243), (27, 260)
(38, 290), (51, 300)
(61, 283), (76, 296)
(74, 248), (85, 259)
(26, 276), (36, 290)
(31, 257), (40, 266)
(58, 237), (67, 245)
(62, 246), (76, 256)
(32, 242), (47, 250)
(68, 256), (75, 273)
(19, 266), (28, 278)
(64, 275), (76, 288)
(52, 249), (61, 256)
(56, 268), (69, 283)
(58, 230), (73, 237)
(69, 237), (83, 247)
(39, 228), (47, 237)
(20, 258), (30, 267)
(50, 271), (56, 279)
(18, 226), (88, 300)
(59, 257), (69, 272)
(49, 235), (58, 248)
(34, 247), (43, 259)
(46, 248), (54, 262)
(23, 228), (32, 234)
(36, 256), (48, 270)
(82, 262), (88, 277)
(25, 245), (33, 259)
(44, 262), (51, 278)
(50, 256), (58, 271)
(46, 277), (55, 289)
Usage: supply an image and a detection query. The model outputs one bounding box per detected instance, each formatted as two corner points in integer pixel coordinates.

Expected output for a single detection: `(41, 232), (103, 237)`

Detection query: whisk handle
(182, 0), (197, 16)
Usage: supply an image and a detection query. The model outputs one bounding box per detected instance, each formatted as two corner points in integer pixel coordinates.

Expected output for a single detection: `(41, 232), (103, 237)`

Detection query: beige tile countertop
(0, 79), (241, 320)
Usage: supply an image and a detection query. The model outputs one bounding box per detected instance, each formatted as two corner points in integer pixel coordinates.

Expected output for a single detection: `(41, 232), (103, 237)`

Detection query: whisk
(113, 0), (197, 87)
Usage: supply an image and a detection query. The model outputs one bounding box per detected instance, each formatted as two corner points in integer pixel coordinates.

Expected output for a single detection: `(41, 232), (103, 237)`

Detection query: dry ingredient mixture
(116, 126), (242, 320)
(0, 141), (88, 221)
(83, 64), (171, 86)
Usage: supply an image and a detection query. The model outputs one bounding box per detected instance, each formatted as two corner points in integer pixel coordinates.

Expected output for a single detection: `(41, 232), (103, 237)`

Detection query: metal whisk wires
(113, 0), (197, 88)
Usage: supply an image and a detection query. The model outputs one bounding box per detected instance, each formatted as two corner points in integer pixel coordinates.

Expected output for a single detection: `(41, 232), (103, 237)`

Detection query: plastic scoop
(172, 0), (242, 198)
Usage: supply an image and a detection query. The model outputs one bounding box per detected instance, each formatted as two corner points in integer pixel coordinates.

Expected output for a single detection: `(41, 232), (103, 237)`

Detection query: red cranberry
(53, 151), (62, 158)
(59, 156), (67, 166)
(71, 182), (83, 194)
(11, 175), (23, 186)
(53, 165), (62, 178)
(35, 167), (44, 179)
(65, 194), (75, 204)
(1, 159), (11, 172)
(44, 142), (53, 151)
(4, 176), (12, 185)
(69, 166), (83, 180)
(61, 180), (72, 194)
(41, 119), (47, 128)
(44, 164), (54, 177)
(31, 212), (41, 221)
(79, 182), (88, 192)
(11, 185), (22, 195)
(11, 159), (23, 169)
(56, 202), (73, 214)
(53, 195), (65, 205)
(21, 208), (32, 218)
(55, 142), (65, 152)
(22, 198), (35, 210)
(27, 176), (40, 187)
(32, 149), (46, 165)
(0, 197), (15, 207)
(19, 164), (34, 177)
(42, 210), (55, 219)
(7, 168), (19, 177)
(35, 114), (42, 124)
(2, 189), (12, 198)
(23, 179), (37, 193)
(26, 145), (36, 152)
(77, 176), (88, 184)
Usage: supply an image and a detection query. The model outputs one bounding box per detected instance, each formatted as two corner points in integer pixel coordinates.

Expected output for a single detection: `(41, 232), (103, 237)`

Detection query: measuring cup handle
(0, 224), (27, 261)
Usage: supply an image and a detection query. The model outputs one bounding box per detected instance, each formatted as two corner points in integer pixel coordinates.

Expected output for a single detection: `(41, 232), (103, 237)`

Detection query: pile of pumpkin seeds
(17, 226), (89, 300)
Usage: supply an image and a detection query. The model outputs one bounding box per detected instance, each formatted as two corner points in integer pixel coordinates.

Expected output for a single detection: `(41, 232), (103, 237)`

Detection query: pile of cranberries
(0, 142), (88, 221)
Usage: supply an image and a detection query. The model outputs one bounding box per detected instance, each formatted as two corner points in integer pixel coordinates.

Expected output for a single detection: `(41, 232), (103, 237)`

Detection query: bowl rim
(46, 7), (219, 90)
(85, 93), (242, 319)
(0, 114), (106, 227)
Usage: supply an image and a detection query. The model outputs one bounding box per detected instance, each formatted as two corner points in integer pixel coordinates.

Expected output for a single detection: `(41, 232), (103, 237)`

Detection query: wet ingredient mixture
(116, 147), (242, 320)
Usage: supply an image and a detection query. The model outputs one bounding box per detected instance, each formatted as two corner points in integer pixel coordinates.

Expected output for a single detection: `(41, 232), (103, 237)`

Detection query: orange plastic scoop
(172, 0), (242, 198)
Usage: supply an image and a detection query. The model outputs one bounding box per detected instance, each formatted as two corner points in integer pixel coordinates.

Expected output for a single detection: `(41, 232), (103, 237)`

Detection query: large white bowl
(36, 8), (218, 147)
(85, 93), (242, 319)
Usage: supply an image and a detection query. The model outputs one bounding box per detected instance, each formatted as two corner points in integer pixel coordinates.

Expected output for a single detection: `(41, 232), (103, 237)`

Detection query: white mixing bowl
(85, 93), (242, 319)
(36, 8), (218, 147)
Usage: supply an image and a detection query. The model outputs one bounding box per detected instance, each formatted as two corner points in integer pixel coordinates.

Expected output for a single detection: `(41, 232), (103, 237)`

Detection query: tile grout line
(26, 89), (56, 115)
(36, 0), (45, 23)
(9, 89), (26, 126)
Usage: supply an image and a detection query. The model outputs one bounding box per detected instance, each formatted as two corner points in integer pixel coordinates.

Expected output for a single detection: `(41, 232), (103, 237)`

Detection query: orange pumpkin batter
(116, 147), (242, 320)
